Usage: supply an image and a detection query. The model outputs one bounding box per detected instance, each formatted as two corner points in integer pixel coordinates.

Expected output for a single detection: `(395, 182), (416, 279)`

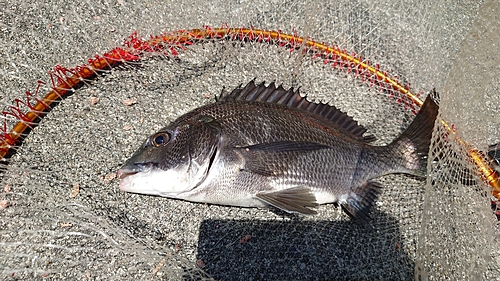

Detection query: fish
(117, 80), (439, 222)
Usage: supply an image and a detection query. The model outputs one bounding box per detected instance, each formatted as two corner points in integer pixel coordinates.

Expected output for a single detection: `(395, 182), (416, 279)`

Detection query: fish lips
(117, 163), (154, 193)
(117, 163), (149, 180)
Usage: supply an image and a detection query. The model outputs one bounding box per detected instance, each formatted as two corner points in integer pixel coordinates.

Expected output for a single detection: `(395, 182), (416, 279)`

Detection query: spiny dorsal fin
(218, 80), (374, 142)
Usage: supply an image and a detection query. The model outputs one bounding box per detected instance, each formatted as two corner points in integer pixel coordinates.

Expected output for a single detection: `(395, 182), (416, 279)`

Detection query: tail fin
(391, 92), (439, 176)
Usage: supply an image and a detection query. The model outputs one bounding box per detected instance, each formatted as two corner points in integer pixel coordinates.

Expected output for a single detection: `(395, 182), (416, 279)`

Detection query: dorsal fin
(217, 80), (375, 142)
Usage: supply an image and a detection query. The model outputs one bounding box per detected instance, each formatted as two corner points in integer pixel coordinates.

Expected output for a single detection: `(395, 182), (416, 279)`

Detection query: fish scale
(118, 80), (439, 224)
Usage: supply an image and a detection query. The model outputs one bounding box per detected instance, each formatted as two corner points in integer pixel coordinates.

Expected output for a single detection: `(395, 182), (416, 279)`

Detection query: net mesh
(1, 0), (499, 280)
(416, 1), (500, 279)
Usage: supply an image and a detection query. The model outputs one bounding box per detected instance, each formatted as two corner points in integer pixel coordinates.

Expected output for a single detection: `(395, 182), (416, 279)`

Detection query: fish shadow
(190, 211), (414, 281)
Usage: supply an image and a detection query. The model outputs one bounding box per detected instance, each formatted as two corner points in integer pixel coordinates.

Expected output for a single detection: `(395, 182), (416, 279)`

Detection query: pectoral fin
(256, 187), (318, 215)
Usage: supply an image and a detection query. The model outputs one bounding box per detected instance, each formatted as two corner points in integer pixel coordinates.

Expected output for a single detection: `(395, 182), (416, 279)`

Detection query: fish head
(117, 114), (221, 197)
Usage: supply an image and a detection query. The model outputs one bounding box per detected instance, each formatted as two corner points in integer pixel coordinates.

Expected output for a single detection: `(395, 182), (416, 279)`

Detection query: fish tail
(390, 92), (439, 176)
(341, 93), (438, 225)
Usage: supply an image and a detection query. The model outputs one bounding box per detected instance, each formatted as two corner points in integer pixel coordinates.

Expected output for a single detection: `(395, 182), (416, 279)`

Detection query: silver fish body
(118, 81), (439, 221)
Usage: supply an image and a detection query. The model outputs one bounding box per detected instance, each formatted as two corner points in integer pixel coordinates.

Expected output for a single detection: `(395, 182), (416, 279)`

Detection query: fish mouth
(117, 163), (157, 193)
(117, 163), (151, 179)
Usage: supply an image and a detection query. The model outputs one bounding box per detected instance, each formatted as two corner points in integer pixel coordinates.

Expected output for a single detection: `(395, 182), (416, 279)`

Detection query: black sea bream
(118, 81), (439, 222)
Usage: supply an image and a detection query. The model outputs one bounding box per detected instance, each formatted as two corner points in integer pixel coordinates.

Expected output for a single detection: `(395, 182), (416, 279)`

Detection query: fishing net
(1, 0), (498, 280)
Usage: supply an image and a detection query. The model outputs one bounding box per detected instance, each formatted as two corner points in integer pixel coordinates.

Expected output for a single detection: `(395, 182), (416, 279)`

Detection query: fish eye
(151, 132), (171, 147)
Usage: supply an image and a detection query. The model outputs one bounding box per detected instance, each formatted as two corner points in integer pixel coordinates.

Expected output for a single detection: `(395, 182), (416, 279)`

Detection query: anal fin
(256, 187), (318, 215)
(340, 180), (382, 224)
